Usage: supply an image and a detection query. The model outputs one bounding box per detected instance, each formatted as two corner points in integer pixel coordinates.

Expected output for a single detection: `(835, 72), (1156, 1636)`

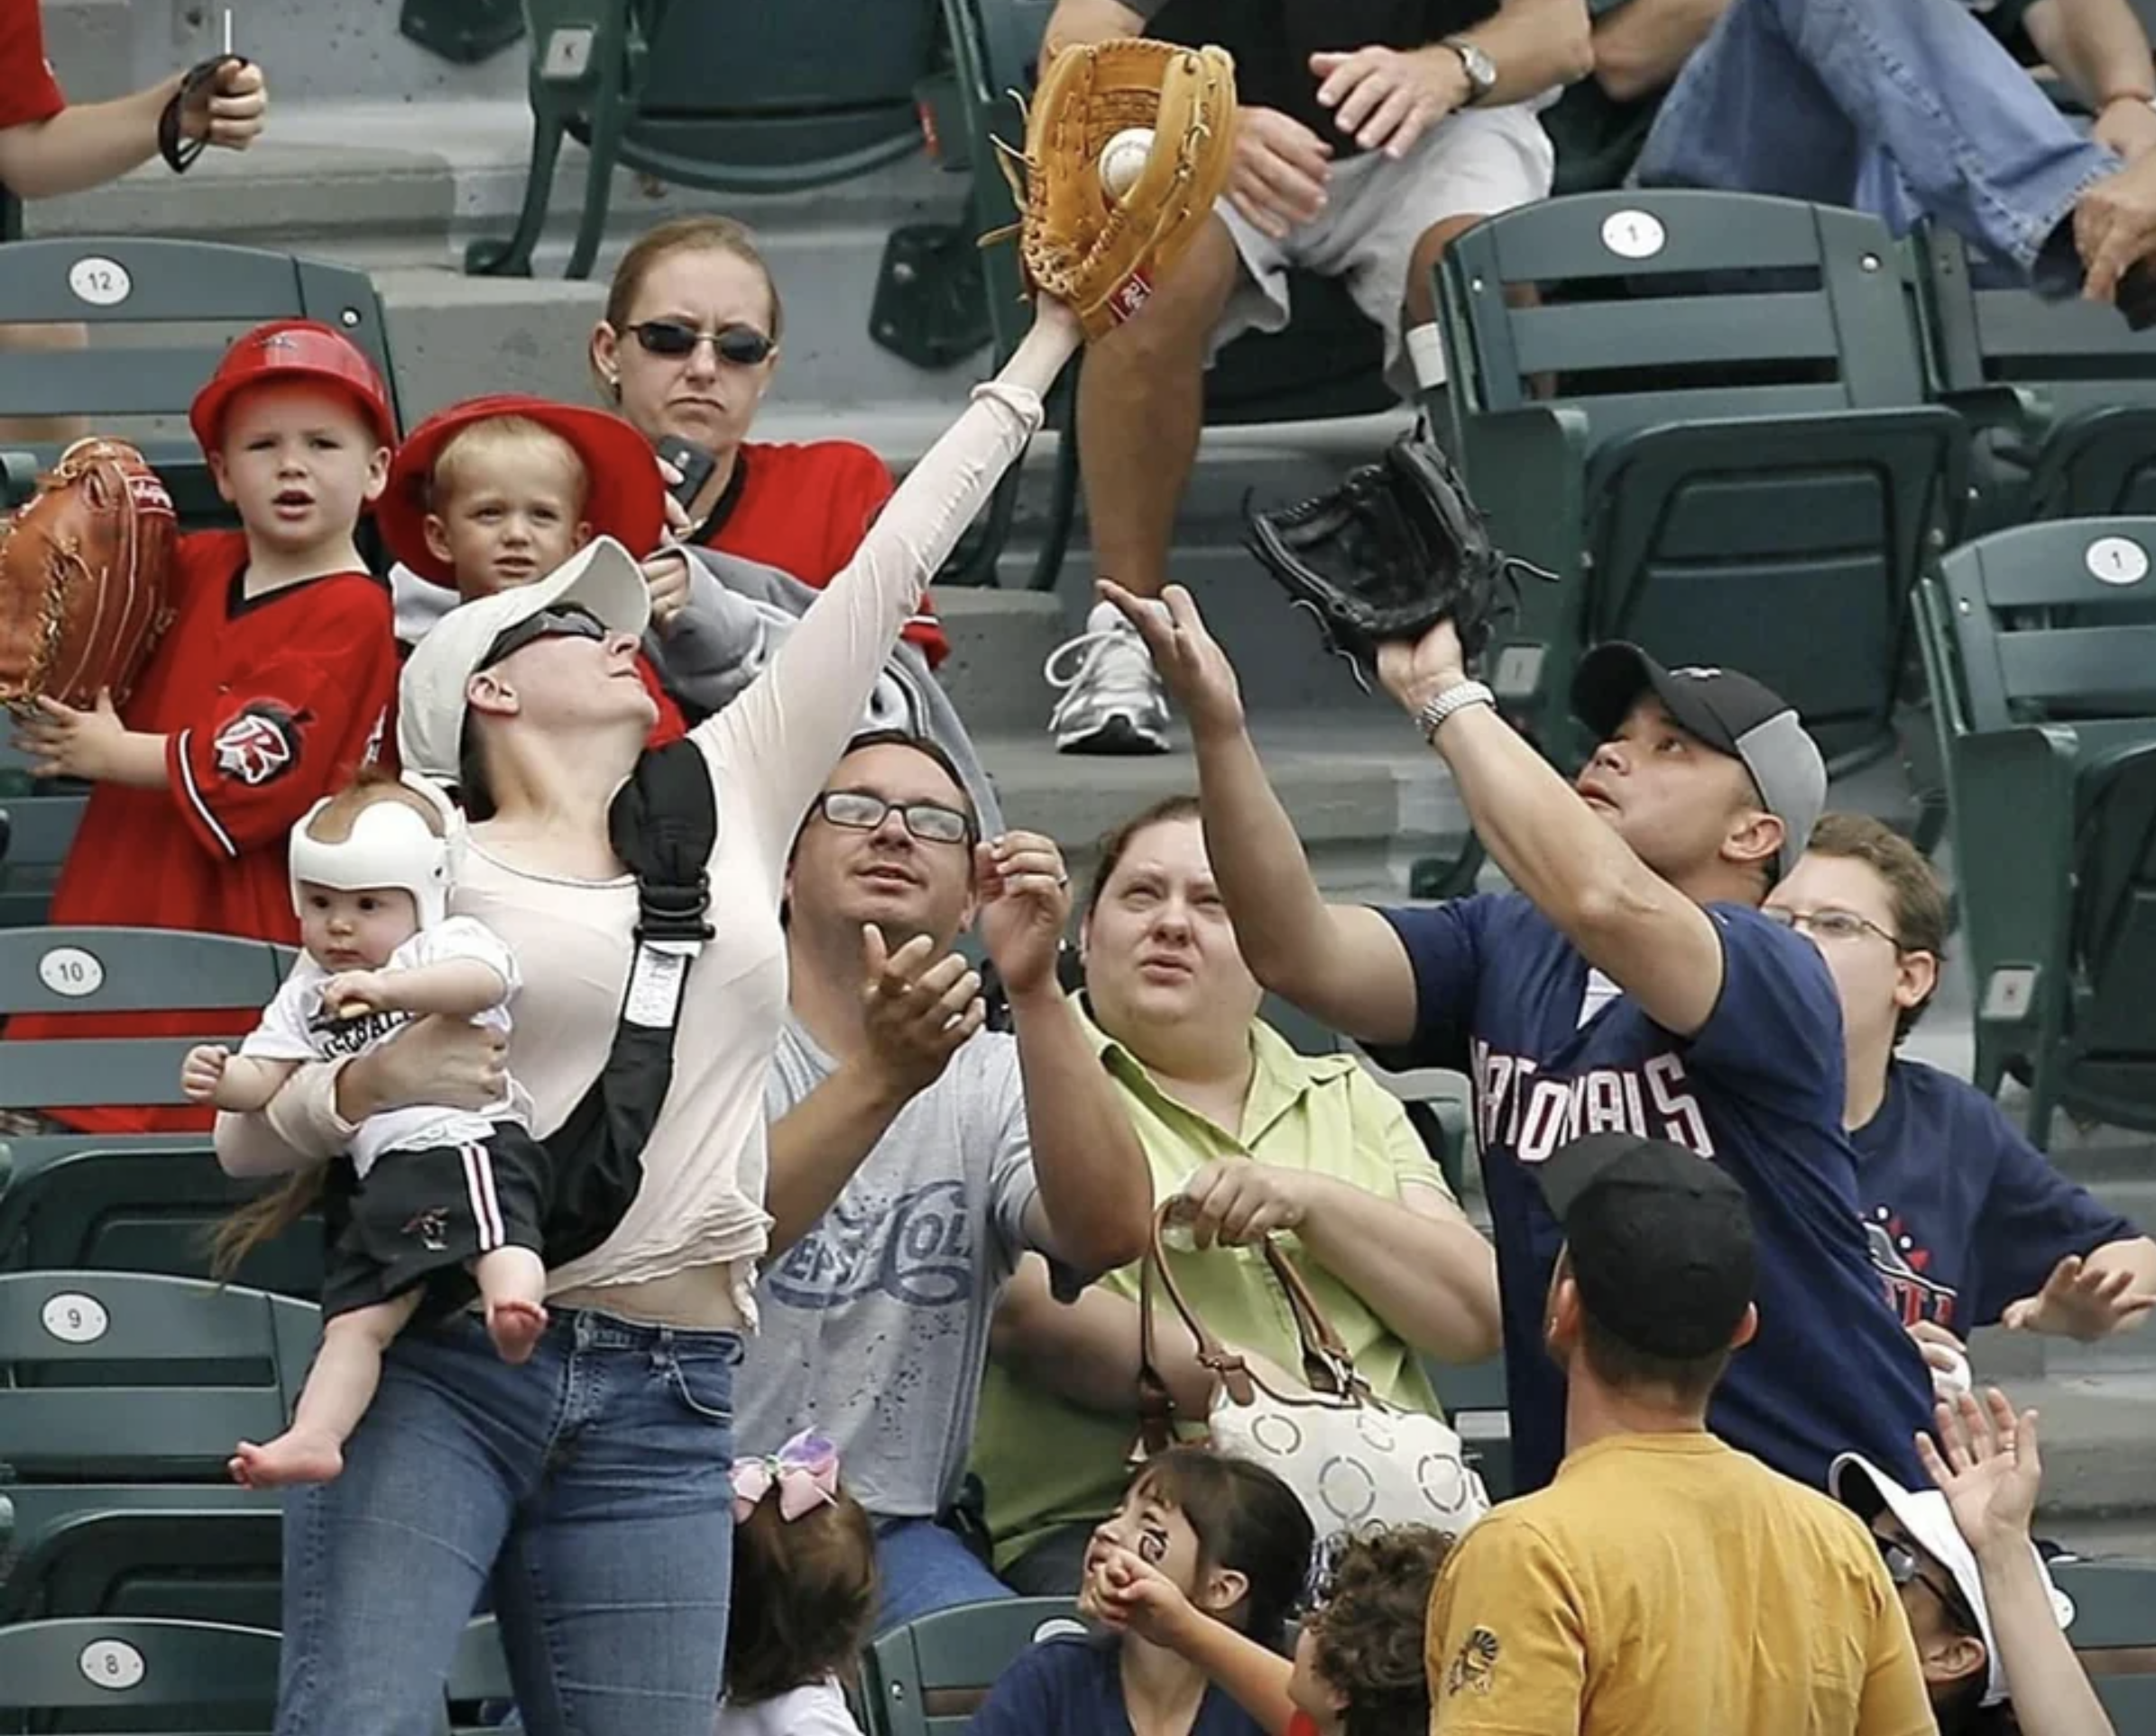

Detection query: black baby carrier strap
(539, 739), (718, 1269)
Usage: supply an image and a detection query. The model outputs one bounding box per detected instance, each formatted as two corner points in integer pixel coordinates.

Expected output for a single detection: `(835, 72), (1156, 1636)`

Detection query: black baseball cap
(1537, 1132), (1756, 1360)
(1571, 643), (1827, 882)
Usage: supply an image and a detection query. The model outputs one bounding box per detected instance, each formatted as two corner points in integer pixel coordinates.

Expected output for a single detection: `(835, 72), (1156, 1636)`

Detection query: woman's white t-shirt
(714, 1679), (862, 1736)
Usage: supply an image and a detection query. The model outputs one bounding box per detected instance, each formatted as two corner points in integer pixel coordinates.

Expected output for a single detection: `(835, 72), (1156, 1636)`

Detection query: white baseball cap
(397, 535), (651, 784)
(1829, 1453), (2076, 1707)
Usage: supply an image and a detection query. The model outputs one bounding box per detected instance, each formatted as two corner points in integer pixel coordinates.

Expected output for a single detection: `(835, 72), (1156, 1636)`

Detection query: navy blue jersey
(1380, 894), (1934, 1493)
(967, 1634), (1266, 1736)
(1852, 1057), (2140, 1332)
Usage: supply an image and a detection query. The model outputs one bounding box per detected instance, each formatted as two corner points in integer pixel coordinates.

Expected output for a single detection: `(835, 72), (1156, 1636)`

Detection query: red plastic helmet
(189, 319), (396, 453)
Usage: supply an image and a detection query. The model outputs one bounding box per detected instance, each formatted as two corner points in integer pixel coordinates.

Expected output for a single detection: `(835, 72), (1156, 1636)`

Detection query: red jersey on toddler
(11, 531), (401, 1133)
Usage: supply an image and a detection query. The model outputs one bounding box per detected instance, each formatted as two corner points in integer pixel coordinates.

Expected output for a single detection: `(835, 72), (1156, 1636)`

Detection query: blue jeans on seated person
(276, 1307), (742, 1736)
(1637, 0), (2118, 293)
(872, 1516), (1016, 1634)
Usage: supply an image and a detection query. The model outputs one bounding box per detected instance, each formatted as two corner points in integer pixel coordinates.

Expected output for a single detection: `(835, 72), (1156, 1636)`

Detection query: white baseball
(1100, 127), (1155, 201)
(1930, 1347), (1973, 1402)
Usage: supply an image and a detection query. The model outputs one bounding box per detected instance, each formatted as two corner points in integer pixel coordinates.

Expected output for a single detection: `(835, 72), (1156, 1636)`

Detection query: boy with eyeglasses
(1764, 813), (2154, 1371)
(736, 728), (1152, 1634)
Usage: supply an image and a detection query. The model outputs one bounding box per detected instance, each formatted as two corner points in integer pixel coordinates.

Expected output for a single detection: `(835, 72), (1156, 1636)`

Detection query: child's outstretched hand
(1090, 1543), (1201, 1649)
(180, 1043), (230, 1103)
(319, 970), (392, 1016)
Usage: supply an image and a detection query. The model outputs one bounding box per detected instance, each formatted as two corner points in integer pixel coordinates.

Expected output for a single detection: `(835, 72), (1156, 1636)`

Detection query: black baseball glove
(1245, 429), (1554, 683)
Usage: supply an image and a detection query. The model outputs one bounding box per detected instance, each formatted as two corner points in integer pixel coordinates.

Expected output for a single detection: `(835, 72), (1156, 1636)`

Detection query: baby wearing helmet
(181, 771), (550, 1489)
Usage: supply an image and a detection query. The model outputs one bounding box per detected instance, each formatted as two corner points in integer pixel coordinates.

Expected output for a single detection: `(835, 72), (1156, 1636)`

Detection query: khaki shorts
(1212, 100), (1556, 393)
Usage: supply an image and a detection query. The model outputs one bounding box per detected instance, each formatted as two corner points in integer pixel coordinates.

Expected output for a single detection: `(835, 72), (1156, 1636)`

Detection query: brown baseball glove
(0, 438), (178, 712)
(988, 37), (1238, 339)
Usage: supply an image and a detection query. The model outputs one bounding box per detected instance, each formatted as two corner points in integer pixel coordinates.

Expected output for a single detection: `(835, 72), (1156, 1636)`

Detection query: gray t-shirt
(736, 1020), (1046, 1519)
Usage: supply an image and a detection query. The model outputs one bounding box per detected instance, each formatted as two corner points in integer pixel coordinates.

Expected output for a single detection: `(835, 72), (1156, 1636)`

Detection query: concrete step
(972, 715), (1467, 900)
(41, 0), (530, 106)
(2005, 1367), (2156, 1555)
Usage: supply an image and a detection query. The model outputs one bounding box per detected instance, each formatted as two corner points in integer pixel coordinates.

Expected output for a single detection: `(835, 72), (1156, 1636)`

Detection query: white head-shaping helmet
(288, 774), (460, 930)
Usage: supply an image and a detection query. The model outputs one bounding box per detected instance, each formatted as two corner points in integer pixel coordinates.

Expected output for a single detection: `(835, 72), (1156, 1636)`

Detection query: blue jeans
(1638, 0), (2118, 292)
(276, 1308), (742, 1736)
(871, 1518), (1015, 1635)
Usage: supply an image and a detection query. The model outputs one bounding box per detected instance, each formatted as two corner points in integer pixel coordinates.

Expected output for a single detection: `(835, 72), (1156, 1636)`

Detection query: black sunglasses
(1876, 1536), (1980, 1635)
(480, 604), (608, 670)
(815, 790), (973, 845)
(628, 319), (776, 366)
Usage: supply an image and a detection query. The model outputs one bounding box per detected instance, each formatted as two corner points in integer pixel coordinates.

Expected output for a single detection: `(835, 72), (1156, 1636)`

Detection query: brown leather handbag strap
(1137, 1200), (1253, 1453)
(1258, 1237), (1373, 1401)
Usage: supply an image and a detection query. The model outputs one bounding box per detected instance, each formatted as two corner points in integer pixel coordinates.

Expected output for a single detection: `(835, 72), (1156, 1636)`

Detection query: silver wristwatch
(1416, 679), (1496, 743)
(1445, 37), (1498, 106)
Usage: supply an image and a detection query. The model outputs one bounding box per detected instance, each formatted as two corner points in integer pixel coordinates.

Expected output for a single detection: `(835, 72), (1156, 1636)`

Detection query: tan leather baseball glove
(0, 438), (178, 711)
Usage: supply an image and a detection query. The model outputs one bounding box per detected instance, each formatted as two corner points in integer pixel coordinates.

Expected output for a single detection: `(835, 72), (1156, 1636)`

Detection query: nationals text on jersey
(1471, 1038), (1715, 1165)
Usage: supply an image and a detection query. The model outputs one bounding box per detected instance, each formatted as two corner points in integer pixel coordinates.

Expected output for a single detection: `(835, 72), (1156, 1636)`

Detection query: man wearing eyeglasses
(1764, 813), (2155, 1376)
(733, 727), (1151, 1631)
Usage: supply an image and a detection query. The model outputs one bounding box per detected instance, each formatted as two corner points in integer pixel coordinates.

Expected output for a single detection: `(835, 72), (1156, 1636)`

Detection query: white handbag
(1137, 1201), (1490, 1540)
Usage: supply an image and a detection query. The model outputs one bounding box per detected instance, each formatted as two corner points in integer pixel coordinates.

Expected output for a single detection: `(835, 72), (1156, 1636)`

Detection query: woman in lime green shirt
(970, 795), (1503, 1593)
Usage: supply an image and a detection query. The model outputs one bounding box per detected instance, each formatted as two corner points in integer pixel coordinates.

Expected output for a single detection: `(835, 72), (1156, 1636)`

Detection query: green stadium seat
(0, 236), (401, 534)
(0, 1270), (316, 1482)
(0, 1615), (286, 1732)
(1918, 517), (2156, 1144)
(1914, 226), (2156, 534)
(861, 1597), (1083, 1735)
(0, 1508), (281, 1628)
(0, 926), (318, 1288)
(471, 0), (938, 281)
(926, 0), (1396, 590)
(2054, 1559), (2156, 1723)
(1439, 190), (1967, 773)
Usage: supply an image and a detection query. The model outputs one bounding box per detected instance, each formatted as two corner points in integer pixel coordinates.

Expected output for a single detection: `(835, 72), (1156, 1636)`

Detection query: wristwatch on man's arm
(1443, 36), (1499, 106)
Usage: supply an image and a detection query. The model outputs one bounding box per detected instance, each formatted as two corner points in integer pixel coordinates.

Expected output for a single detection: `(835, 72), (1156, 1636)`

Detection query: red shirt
(13, 531), (401, 1132)
(0, 0), (65, 133)
(637, 651), (687, 746)
(697, 438), (948, 667)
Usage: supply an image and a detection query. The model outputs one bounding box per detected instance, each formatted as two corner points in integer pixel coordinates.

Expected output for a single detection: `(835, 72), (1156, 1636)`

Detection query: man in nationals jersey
(1106, 579), (1936, 1494)
(9, 322), (401, 1135)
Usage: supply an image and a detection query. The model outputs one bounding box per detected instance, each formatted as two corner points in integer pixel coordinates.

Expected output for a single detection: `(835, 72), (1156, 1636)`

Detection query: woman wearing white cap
(211, 297), (1083, 1736)
(1834, 1388), (2113, 1736)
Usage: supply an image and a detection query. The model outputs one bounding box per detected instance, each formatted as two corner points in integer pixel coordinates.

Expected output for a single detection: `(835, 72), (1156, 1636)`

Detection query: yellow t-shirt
(971, 1008), (1451, 1569)
(1426, 1433), (1934, 1735)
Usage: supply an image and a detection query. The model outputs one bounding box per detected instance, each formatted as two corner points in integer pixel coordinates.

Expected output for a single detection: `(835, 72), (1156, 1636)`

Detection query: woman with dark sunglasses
(1833, 1389), (2114, 1736)
(213, 288), (1082, 1736)
(587, 215), (950, 668)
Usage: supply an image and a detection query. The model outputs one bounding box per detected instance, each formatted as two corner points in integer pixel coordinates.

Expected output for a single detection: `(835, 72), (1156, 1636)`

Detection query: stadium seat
(0, 1269), (316, 1480)
(0, 237), (401, 534)
(861, 1597), (1083, 1735)
(2054, 1558), (2156, 1722)
(0, 1615), (287, 1732)
(1439, 190), (1967, 772)
(0, 1507), (281, 1628)
(0, 925), (315, 1286)
(1917, 517), (2156, 1144)
(1914, 226), (2156, 535)
(926, 0), (1396, 589)
(470, 0), (937, 281)
(0, 738), (87, 931)
(1438, 1353), (1514, 1504)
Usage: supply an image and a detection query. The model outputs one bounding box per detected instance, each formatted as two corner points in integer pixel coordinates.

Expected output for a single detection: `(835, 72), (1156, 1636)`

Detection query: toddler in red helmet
(9, 319), (402, 1136)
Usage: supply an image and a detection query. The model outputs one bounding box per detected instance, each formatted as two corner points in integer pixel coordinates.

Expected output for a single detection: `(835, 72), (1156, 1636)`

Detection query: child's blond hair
(428, 415), (590, 516)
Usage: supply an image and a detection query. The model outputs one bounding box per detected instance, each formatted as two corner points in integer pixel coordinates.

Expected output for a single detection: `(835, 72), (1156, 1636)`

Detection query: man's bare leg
(1049, 217), (1243, 754)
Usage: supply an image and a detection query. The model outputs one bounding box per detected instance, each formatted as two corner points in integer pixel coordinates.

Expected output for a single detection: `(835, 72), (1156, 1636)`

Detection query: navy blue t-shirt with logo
(969, 1635), (1266, 1736)
(1852, 1057), (2138, 1332)
(1381, 894), (1934, 1493)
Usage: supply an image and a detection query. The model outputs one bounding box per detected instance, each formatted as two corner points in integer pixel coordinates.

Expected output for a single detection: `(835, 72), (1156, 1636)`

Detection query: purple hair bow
(731, 1428), (841, 1523)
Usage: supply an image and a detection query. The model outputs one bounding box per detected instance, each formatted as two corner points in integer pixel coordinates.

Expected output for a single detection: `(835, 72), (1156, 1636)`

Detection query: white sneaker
(1046, 600), (1171, 755)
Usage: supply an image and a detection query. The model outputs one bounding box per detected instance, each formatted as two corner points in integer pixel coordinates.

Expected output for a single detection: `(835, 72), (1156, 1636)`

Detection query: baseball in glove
(0, 438), (178, 713)
(986, 37), (1238, 339)
(1246, 429), (1556, 687)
